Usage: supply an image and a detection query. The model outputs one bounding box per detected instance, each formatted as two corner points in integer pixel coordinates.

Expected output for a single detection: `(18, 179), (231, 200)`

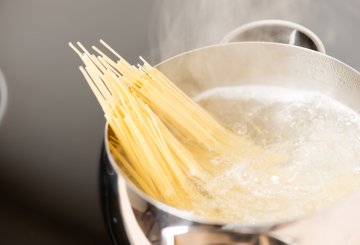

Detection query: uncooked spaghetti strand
(115, 83), (187, 198)
(144, 113), (195, 190)
(86, 65), (162, 197)
(92, 42), (229, 150)
(132, 108), (188, 195)
(112, 70), (217, 148)
(90, 46), (227, 151)
(73, 44), (163, 192)
(109, 111), (163, 198)
(130, 62), (236, 147)
(108, 142), (153, 195)
(109, 93), (163, 191)
(71, 41), (223, 208)
(139, 64), (248, 149)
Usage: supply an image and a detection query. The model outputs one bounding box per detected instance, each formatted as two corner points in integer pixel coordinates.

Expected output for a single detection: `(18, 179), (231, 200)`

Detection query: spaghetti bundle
(69, 40), (257, 209)
(90, 41), (248, 153)
(69, 40), (359, 224)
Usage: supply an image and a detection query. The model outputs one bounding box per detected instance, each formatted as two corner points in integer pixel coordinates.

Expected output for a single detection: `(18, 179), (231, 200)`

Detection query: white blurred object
(0, 70), (8, 124)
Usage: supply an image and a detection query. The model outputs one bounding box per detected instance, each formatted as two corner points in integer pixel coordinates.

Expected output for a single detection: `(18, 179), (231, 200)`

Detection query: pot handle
(221, 19), (326, 54)
(161, 226), (295, 245)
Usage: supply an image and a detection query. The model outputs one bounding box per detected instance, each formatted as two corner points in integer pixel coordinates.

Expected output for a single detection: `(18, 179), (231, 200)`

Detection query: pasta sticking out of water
(69, 40), (279, 214)
(70, 41), (360, 224)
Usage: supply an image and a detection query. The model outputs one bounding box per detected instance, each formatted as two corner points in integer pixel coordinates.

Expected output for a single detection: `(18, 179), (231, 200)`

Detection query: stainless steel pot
(101, 20), (360, 245)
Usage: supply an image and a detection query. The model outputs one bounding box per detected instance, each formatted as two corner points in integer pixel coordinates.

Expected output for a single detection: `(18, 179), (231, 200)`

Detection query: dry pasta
(69, 40), (269, 210)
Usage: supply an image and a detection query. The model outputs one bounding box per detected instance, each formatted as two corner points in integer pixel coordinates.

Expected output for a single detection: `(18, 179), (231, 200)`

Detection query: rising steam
(150, 0), (313, 63)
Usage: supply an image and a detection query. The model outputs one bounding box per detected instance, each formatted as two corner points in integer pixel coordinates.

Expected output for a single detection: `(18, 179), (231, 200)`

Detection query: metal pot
(101, 20), (360, 245)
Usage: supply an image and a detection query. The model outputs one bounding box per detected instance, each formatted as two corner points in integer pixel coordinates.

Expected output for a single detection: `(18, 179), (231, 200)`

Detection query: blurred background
(0, 0), (359, 244)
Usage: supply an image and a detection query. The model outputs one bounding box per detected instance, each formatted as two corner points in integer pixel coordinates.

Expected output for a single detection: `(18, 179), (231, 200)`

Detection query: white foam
(192, 85), (360, 224)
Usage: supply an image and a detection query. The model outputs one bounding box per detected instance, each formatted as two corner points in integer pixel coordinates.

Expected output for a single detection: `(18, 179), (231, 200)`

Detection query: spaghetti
(69, 41), (360, 224)
(69, 41), (272, 211)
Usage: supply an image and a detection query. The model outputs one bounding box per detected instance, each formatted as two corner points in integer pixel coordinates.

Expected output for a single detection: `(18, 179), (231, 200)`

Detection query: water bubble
(349, 113), (357, 122)
(235, 123), (247, 134)
(271, 175), (279, 184)
(354, 166), (360, 174)
(211, 157), (221, 166)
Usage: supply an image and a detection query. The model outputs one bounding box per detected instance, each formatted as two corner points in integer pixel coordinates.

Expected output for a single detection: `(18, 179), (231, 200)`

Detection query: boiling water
(192, 85), (360, 224)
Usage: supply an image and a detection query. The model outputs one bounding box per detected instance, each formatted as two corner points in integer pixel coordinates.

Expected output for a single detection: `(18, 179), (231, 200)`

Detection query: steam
(150, 0), (311, 63)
